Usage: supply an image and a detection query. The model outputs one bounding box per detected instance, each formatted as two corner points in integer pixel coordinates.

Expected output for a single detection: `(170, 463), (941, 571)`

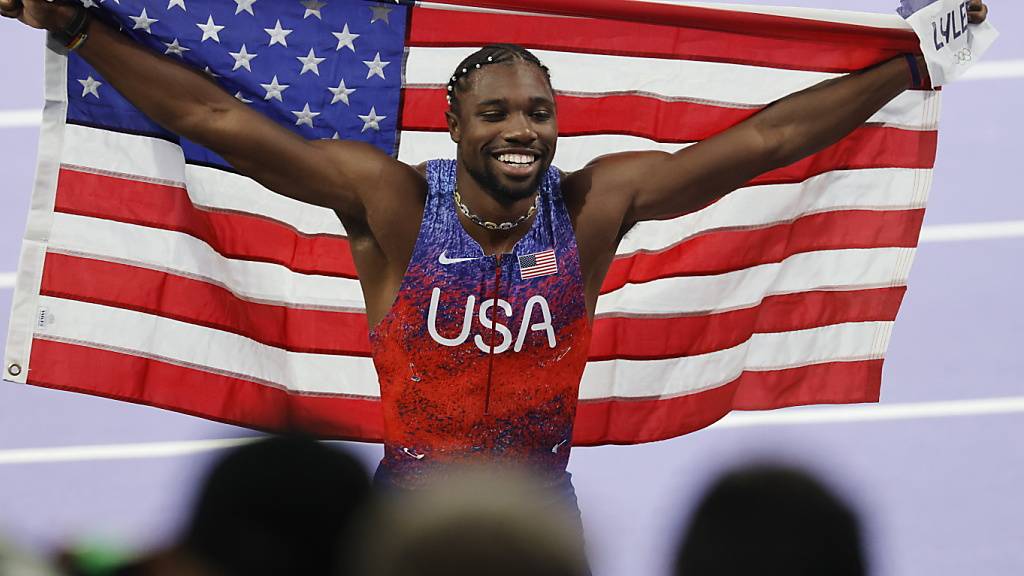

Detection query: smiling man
(0, 0), (990, 501)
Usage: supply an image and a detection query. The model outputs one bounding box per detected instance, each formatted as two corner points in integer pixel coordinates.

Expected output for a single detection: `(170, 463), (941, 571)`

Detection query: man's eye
(481, 112), (506, 121)
(532, 111), (553, 121)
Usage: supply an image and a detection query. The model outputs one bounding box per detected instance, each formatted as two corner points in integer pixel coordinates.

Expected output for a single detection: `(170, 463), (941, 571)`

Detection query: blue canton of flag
(66, 0), (408, 169)
(518, 249), (558, 280)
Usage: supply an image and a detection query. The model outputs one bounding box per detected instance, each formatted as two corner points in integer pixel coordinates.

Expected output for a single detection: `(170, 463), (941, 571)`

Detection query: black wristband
(49, 3), (90, 49)
(903, 53), (924, 90)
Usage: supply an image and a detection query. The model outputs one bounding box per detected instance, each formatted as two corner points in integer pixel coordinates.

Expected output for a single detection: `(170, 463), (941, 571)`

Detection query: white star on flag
(332, 23), (359, 52)
(302, 0), (327, 20)
(297, 48), (326, 76)
(167, 0), (186, 10)
(229, 44), (257, 72)
(358, 106), (386, 132)
(234, 0), (257, 15)
(369, 5), (391, 24)
(197, 15), (225, 43)
(78, 76), (102, 99)
(234, 91), (253, 104)
(363, 52), (389, 80)
(327, 78), (355, 105)
(264, 20), (292, 47)
(163, 38), (189, 57)
(129, 8), (158, 33)
(292, 103), (320, 128)
(260, 76), (289, 101)
(202, 66), (220, 78)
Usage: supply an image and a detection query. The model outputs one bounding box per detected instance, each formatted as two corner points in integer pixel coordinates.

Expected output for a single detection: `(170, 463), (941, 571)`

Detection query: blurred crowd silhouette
(1, 435), (867, 576)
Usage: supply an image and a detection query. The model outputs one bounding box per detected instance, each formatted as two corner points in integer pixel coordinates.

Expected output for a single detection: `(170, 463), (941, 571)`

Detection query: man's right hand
(0, 0), (76, 31)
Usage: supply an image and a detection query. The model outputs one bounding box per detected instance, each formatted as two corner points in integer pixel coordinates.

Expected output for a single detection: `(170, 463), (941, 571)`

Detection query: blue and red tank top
(369, 159), (591, 488)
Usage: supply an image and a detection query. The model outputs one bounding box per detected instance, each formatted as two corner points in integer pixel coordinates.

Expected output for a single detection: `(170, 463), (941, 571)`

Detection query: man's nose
(503, 114), (538, 143)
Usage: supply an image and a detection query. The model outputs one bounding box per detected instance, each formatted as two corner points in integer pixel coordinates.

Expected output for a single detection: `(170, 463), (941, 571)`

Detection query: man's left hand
(968, 0), (988, 24)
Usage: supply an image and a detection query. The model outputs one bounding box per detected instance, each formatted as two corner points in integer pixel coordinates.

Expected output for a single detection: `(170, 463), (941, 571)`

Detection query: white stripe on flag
(63, 127), (932, 256)
(61, 124), (345, 237)
(407, 47), (837, 105)
(595, 247), (914, 317)
(32, 293), (886, 403)
(406, 46), (939, 130)
(619, 168), (930, 255)
(579, 321), (893, 400)
(34, 295), (380, 397)
(48, 212), (365, 310)
(45, 209), (913, 318)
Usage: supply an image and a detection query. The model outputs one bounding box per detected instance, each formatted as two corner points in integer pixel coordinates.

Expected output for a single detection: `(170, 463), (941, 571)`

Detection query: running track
(1, 1), (1021, 575)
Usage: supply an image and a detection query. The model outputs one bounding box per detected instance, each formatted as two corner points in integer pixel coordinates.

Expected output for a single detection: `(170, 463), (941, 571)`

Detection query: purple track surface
(1, 2), (1021, 575)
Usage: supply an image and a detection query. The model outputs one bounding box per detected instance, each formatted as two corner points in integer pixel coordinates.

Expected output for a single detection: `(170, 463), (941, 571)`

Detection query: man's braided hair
(446, 44), (552, 113)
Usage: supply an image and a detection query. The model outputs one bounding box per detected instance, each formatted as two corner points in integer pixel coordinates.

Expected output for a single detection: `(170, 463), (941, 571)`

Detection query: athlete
(1, 0), (990, 492)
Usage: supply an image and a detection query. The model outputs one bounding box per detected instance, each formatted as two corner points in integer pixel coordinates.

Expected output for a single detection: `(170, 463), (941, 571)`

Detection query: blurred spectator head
(356, 467), (590, 576)
(0, 535), (60, 576)
(675, 464), (865, 576)
(181, 435), (371, 576)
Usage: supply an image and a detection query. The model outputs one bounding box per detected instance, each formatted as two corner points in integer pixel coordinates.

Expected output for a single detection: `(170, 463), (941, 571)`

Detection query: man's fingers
(0, 0), (23, 18)
(968, 2), (988, 24)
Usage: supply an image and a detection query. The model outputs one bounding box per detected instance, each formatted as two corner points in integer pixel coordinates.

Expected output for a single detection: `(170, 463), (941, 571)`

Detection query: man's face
(447, 62), (558, 204)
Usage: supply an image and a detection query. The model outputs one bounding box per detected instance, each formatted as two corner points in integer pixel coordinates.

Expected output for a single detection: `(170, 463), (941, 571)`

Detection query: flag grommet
(7, 364), (22, 377)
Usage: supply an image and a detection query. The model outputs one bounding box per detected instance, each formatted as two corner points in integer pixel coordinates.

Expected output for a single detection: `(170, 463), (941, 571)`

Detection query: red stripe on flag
(590, 287), (906, 361)
(54, 168), (356, 278)
(572, 359), (882, 445)
(410, 8), (906, 72)
(402, 88), (760, 141)
(41, 252), (901, 361)
(26, 339), (877, 446)
(40, 252), (372, 356)
(27, 338), (384, 441)
(54, 167), (930, 284)
(751, 126), (936, 186)
(402, 91), (936, 174)
(415, 0), (921, 54)
(403, 89), (940, 154)
(602, 209), (925, 293)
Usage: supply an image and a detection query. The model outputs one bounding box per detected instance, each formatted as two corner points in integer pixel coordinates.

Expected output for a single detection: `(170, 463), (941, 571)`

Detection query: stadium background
(1, 1), (1021, 575)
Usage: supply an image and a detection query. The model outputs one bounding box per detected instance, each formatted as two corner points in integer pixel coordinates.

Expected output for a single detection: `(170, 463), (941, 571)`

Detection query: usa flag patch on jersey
(518, 249), (558, 280)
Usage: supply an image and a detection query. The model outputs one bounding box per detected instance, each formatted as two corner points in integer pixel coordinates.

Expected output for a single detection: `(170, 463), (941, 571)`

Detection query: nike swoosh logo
(402, 447), (426, 460)
(439, 251), (480, 265)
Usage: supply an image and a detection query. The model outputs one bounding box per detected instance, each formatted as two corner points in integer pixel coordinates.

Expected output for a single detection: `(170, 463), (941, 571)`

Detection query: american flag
(518, 249), (558, 280)
(3, 0), (937, 445)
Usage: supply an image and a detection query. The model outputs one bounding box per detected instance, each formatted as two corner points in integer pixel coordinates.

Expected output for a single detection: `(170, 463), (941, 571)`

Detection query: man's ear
(445, 109), (461, 143)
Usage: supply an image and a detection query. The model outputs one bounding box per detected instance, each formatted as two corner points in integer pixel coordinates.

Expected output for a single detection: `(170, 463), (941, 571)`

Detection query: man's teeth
(497, 153), (536, 165)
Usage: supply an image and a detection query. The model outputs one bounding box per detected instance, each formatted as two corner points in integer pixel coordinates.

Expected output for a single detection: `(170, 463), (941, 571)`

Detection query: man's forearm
(59, 7), (242, 145)
(754, 56), (922, 167)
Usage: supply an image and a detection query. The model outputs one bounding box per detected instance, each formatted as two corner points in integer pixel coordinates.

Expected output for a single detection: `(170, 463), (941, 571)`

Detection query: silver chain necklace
(454, 184), (538, 232)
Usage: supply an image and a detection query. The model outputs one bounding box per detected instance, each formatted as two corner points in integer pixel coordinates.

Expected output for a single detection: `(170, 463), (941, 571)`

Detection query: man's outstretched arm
(0, 0), (421, 226)
(583, 1), (987, 234)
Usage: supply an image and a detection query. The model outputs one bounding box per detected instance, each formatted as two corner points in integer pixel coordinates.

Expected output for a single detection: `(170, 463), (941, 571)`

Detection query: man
(0, 0), (990, 495)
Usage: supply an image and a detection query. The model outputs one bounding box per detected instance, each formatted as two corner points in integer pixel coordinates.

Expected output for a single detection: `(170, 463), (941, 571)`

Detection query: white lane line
(963, 59), (1024, 81)
(0, 109), (42, 129)
(715, 395), (1024, 429)
(0, 396), (1021, 464)
(0, 272), (15, 289)
(919, 220), (1024, 243)
(0, 437), (259, 465)
(0, 58), (1021, 131)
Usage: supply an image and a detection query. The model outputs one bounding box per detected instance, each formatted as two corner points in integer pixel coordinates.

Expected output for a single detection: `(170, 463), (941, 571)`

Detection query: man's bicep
(624, 122), (779, 225)
(209, 106), (396, 220)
